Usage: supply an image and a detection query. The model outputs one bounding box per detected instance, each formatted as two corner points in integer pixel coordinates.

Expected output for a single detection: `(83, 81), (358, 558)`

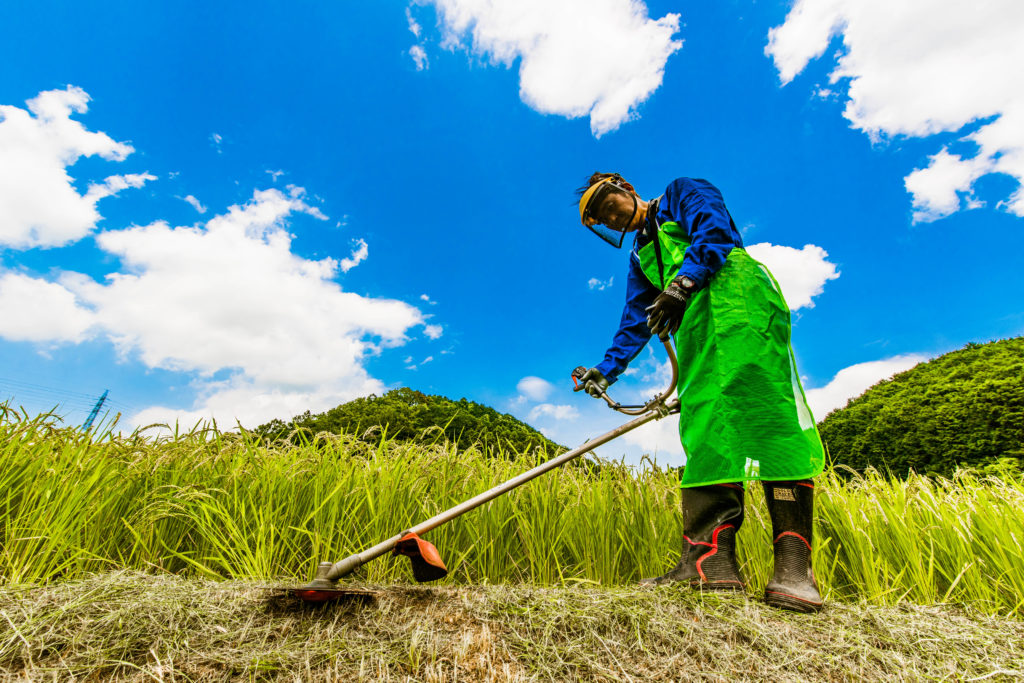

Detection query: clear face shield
(579, 180), (639, 249)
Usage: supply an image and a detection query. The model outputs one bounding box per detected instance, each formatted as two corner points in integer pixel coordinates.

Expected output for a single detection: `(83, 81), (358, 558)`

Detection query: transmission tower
(82, 390), (109, 431)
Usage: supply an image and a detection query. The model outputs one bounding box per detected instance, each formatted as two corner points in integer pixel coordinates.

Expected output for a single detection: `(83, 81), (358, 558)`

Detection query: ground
(2, 572), (1022, 681)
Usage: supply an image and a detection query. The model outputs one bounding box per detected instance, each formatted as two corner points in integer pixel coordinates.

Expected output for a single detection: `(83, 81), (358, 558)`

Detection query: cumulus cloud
(0, 86), (151, 248)
(423, 324), (443, 339)
(804, 353), (928, 420)
(0, 188), (428, 427)
(528, 403), (579, 421)
(424, 0), (682, 136)
(516, 375), (554, 402)
(746, 243), (839, 310)
(0, 271), (95, 343)
(766, 0), (1024, 221)
(587, 276), (613, 291)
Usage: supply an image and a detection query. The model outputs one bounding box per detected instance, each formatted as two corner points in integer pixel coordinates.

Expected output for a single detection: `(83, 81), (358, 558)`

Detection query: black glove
(645, 276), (697, 339)
(580, 368), (609, 398)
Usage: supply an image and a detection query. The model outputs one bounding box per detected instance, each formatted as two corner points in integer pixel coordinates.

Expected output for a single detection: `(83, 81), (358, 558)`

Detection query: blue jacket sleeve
(594, 253), (658, 384)
(659, 178), (742, 289)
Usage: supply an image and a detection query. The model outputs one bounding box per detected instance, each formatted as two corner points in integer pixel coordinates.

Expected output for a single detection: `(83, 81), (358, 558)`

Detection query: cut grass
(1, 572), (1023, 681)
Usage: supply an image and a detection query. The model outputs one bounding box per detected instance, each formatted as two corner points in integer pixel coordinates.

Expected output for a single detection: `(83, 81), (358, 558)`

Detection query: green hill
(252, 387), (565, 455)
(818, 336), (1024, 478)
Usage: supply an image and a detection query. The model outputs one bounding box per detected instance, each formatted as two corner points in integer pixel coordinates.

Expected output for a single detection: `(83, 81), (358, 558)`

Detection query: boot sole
(639, 579), (745, 591)
(764, 590), (822, 613)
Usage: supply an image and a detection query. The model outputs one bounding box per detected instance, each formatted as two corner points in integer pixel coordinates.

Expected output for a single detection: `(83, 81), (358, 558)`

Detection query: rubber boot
(640, 483), (745, 590)
(763, 480), (823, 613)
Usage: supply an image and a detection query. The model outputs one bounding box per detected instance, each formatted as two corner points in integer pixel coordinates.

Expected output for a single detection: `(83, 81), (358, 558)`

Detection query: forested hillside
(253, 387), (564, 454)
(818, 337), (1024, 477)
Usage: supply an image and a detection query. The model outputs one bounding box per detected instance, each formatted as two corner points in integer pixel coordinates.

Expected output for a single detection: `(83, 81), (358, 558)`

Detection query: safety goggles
(578, 178), (638, 248)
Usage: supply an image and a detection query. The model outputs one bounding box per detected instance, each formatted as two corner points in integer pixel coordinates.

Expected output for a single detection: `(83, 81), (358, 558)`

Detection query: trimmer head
(283, 530), (447, 605)
(290, 586), (377, 603)
(284, 562), (378, 604)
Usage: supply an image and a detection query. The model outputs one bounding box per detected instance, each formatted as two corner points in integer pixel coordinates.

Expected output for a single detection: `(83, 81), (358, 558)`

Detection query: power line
(0, 376), (104, 402)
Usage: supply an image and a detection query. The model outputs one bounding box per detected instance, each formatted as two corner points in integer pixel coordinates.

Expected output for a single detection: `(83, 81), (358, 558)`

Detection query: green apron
(638, 221), (825, 487)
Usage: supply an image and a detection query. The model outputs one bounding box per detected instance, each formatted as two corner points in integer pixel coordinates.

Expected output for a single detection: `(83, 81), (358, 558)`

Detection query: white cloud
(766, 0), (1024, 221)
(182, 195), (207, 214)
(410, 45), (430, 71)
(516, 375), (554, 402)
(904, 149), (990, 222)
(0, 188), (426, 427)
(0, 271), (95, 343)
(407, 7), (423, 37)
(85, 173), (157, 202)
(745, 243), (839, 310)
(423, 324), (443, 339)
(0, 86), (150, 249)
(804, 353), (928, 420)
(587, 276), (613, 291)
(339, 238), (368, 272)
(621, 413), (683, 459)
(528, 403), (579, 421)
(408, 8), (429, 70)
(424, 0), (682, 136)
(210, 133), (223, 153)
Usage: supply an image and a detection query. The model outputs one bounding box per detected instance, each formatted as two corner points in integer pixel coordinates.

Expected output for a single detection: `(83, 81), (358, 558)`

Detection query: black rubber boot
(763, 480), (823, 613)
(640, 483), (745, 590)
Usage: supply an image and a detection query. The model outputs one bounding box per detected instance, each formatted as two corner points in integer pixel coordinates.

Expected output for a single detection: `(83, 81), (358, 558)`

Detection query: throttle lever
(571, 366), (588, 392)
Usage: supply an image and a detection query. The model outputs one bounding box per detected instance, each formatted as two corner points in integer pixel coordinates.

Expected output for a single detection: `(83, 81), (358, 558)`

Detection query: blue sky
(1, 0), (1022, 465)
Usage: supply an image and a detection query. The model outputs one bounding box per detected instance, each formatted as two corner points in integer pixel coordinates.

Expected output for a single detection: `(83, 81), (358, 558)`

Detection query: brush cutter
(286, 336), (680, 603)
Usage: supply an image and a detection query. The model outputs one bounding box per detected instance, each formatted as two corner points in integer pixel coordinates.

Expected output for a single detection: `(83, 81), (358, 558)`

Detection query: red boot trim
(797, 482), (815, 489)
(683, 535), (712, 549)
(773, 530), (812, 551)
(718, 482), (745, 491)
(694, 524), (735, 581)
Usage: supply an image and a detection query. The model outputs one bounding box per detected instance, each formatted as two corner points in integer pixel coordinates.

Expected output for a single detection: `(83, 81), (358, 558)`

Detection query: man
(576, 172), (825, 613)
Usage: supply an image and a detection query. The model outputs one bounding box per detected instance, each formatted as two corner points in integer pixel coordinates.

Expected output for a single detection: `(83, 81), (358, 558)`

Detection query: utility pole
(82, 389), (108, 431)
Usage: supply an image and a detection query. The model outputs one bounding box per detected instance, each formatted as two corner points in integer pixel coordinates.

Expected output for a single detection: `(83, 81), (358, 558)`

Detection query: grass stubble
(2, 408), (1024, 680)
(2, 572), (1023, 681)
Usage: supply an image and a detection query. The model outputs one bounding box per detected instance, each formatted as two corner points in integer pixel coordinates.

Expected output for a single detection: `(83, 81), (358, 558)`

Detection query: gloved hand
(645, 276), (697, 339)
(580, 368), (609, 398)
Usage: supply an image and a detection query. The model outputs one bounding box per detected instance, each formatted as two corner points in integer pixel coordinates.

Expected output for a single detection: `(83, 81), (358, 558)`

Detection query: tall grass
(2, 406), (1022, 616)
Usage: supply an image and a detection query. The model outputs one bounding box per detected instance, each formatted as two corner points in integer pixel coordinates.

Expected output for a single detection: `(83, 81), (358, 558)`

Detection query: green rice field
(2, 405), (1023, 618)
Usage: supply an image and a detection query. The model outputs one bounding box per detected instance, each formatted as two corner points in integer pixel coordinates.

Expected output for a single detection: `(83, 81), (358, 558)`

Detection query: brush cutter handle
(319, 337), (681, 583)
(574, 337), (679, 415)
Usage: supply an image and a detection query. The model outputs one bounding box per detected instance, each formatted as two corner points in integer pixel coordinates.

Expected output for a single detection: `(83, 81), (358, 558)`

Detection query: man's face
(587, 189), (641, 232)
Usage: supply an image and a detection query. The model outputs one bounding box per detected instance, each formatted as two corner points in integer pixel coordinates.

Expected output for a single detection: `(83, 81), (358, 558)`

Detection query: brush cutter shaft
(322, 339), (680, 582)
(325, 395), (679, 581)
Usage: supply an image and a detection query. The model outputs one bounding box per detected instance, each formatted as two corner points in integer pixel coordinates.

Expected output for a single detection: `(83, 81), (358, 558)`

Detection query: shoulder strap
(647, 197), (665, 290)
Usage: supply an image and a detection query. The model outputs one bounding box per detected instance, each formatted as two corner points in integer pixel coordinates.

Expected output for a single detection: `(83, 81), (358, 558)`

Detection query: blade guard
(393, 531), (448, 582)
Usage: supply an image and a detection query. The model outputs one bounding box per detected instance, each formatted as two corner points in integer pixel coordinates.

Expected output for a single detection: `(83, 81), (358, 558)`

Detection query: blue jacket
(594, 178), (744, 384)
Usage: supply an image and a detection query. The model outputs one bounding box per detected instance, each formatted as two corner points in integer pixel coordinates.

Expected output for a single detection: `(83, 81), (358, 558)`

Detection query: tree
(252, 388), (565, 456)
(818, 337), (1024, 478)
